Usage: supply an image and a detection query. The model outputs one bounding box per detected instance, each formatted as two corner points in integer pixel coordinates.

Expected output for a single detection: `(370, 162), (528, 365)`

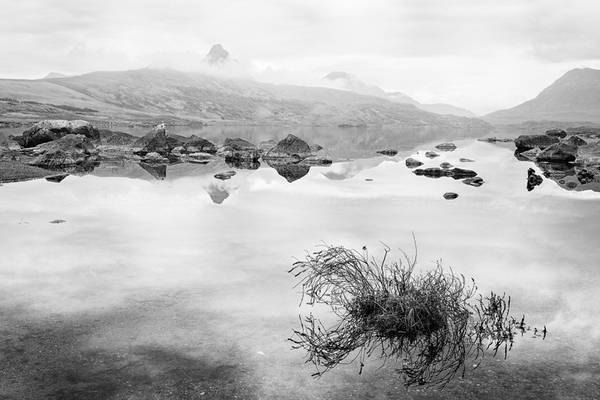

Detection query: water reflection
(1, 137), (600, 398)
(265, 160), (310, 183)
(139, 162), (167, 180)
(514, 156), (600, 193)
(289, 244), (544, 388)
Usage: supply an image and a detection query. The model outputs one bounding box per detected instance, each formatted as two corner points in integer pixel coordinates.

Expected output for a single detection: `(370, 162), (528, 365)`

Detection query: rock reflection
(139, 162), (167, 180)
(205, 183), (230, 204)
(266, 160), (310, 183)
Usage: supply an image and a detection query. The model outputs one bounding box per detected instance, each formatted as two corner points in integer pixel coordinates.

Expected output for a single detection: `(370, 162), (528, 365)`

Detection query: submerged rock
(214, 170), (236, 180)
(405, 158), (423, 168)
(514, 135), (559, 152)
(463, 177), (484, 187)
(435, 143), (457, 152)
(440, 162), (453, 169)
(459, 158), (475, 163)
(443, 192), (459, 200)
(536, 142), (577, 163)
(49, 219), (66, 224)
(477, 137), (514, 143)
(15, 120), (100, 148)
(377, 149), (398, 156)
(413, 167), (478, 180)
(527, 168), (543, 191)
(425, 151), (439, 158)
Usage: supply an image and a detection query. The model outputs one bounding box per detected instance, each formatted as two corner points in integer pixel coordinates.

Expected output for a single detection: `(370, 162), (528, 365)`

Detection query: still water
(0, 137), (599, 399)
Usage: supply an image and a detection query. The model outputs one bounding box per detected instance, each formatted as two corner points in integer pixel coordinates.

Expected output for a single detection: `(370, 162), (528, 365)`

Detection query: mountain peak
(485, 67), (600, 124)
(205, 44), (230, 65)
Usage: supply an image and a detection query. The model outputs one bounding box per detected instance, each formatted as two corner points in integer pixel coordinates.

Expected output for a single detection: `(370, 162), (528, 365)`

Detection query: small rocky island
(512, 128), (600, 192)
(0, 120), (332, 184)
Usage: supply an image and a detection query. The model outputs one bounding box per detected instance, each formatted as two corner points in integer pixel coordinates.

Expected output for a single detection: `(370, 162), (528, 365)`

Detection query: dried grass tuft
(289, 241), (526, 388)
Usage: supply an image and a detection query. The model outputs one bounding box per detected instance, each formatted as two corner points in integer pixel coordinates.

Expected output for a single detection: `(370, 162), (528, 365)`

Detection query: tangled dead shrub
(289, 242), (530, 388)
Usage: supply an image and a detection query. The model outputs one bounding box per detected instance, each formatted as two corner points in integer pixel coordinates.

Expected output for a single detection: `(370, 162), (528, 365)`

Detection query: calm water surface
(0, 138), (599, 399)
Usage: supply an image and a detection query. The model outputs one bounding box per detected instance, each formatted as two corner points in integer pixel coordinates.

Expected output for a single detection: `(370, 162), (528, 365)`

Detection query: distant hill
(0, 68), (489, 131)
(43, 72), (67, 79)
(322, 71), (475, 118)
(485, 68), (600, 124)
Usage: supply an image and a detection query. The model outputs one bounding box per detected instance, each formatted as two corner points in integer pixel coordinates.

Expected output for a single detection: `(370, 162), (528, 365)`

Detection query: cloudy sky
(1, 0), (599, 114)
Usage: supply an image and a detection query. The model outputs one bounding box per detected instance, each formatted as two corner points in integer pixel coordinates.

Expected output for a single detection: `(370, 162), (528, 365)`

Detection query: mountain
(43, 72), (67, 79)
(0, 68), (489, 131)
(204, 44), (230, 65)
(485, 68), (600, 124)
(322, 71), (475, 118)
(323, 71), (387, 98)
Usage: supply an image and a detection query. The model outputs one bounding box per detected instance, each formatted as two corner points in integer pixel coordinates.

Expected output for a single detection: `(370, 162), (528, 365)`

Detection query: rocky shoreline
(0, 120), (333, 183)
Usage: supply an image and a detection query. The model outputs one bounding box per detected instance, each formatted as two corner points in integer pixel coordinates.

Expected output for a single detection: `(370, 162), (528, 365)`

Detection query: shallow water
(0, 138), (599, 399)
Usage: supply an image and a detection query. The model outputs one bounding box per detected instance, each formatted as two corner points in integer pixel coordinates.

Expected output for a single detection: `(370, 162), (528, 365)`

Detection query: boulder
(28, 134), (98, 168)
(527, 168), (543, 191)
(545, 129), (567, 138)
(99, 129), (136, 146)
(425, 151), (439, 158)
(435, 143), (457, 152)
(132, 124), (185, 157)
(405, 158), (423, 168)
(536, 142), (577, 163)
(218, 138), (261, 162)
(377, 149), (398, 156)
(443, 192), (459, 200)
(517, 148), (542, 161)
(564, 136), (587, 147)
(183, 135), (217, 154)
(264, 134), (313, 161)
(514, 135), (559, 152)
(15, 120), (100, 148)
